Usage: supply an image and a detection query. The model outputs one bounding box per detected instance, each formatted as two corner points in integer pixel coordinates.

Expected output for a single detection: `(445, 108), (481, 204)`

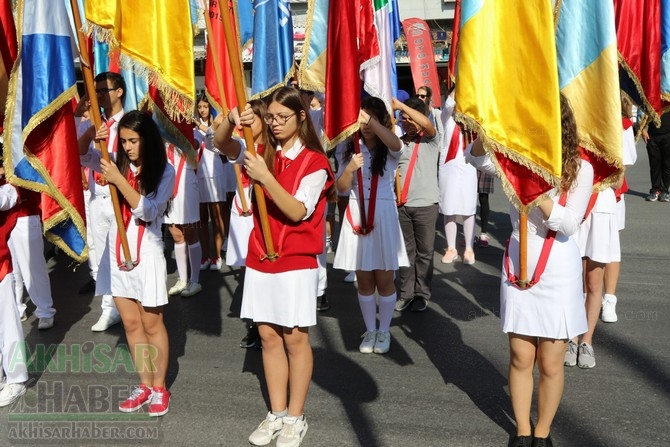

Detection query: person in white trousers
(7, 186), (56, 330)
(77, 71), (126, 332)
(0, 162), (29, 407)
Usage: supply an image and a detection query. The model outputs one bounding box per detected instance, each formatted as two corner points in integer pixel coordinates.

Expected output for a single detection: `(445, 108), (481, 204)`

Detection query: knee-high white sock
(463, 215), (476, 250)
(444, 216), (458, 249)
(378, 293), (396, 333)
(174, 242), (188, 282)
(188, 242), (202, 283)
(358, 293), (377, 332)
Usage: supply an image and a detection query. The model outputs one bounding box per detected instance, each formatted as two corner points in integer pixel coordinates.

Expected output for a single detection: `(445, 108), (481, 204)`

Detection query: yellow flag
(86, 0), (195, 119)
(455, 0), (561, 208)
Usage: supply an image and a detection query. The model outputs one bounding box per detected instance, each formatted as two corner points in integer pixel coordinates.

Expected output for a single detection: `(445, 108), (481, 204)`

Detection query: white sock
(174, 242), (188, 282)
(188, 242), (202, 283)
(378, 293), (396, 333)
(358, 293), (377, 332)
(463, 215), (476, 250)
(272, 409), (288, 417)
(444, 216), (457, 249)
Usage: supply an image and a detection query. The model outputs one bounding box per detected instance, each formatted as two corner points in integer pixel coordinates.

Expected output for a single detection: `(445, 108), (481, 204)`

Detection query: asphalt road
(1, 139), (668, 446)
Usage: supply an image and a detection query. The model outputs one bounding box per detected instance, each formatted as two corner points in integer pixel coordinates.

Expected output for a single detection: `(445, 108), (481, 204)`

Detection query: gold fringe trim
(249, 65), (295, 101)
(149, 101), (198, 166)
(578, 136), (624, 192)
(323, 123), (359, 151)
(454, 111), (560, 212)
(617, 52), (661, 127)
(553, 0), (563, 33)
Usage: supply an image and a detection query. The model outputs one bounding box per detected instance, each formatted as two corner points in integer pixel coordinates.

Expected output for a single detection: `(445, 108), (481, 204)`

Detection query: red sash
(444, 123), (462, 163)
(397, 135), (422, 206)
(115, 169), (146, 271)
(94, 118), (116, 186)
(167, 144), (186, 198)
(503, 192), (567, 289)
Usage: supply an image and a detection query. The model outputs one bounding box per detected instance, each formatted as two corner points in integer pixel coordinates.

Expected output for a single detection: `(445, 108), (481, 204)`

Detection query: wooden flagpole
(203, 7), (249, 216)
(70, 0), (133, 269)
(219, 0), (277, 260)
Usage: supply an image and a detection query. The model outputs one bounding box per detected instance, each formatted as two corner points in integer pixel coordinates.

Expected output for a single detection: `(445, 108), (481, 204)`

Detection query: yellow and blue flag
(455, 0), (561, 208)
(556, 0), (622, 189)
(298, 0), (328, 92)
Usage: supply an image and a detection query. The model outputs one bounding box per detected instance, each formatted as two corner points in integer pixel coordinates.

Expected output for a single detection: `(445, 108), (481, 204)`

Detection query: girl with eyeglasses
(216, 87), (334, 446)
(91, 111), (176, 417)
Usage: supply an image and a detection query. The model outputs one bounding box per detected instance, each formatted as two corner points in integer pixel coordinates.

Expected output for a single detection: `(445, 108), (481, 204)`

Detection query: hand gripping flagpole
(70, 0), (134, 270)
(219, 1), (277, 261)
(203, 7), (249, 216)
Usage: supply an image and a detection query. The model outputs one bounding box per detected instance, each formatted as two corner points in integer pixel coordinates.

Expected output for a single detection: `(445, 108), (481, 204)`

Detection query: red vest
(0, 179), (19, 281)
(246, 148), (333, 274)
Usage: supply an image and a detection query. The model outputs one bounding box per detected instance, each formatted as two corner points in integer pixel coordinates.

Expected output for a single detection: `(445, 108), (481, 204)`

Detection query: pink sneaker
(441, 248), (459, 264)
(148, 387), (171, 417)
(463, 249), (476, 265)
(478, 233), (489, 247)
(119, 385), (152, 412)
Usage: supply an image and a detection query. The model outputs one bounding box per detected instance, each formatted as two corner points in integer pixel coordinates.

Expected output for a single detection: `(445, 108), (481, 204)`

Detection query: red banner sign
(402, 18), (441, 106)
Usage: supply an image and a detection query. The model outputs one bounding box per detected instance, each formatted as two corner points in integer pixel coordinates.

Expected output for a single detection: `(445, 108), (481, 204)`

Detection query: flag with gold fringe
(85, 0), (196, 121)
(298, 0), (328, 92)
(556, 0), (623, 190)
(614, 0), (662, 126)
(2, 0), (87, 263)
(455, 0), (561, 208)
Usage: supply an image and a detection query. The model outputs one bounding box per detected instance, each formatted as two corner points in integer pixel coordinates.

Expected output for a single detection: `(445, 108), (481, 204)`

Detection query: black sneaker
(78, 279), (96, 294)
(316, 295), (330, 312)
(240, 325), (262, 349)
(660, 192), (670, 202)
(646, 191), (661, 201)
(394, 297), (414, 312)
(410, 297), (428, 312)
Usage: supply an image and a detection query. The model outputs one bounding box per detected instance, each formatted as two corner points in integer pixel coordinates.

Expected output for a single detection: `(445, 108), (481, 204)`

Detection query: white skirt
(164, 168), (200, 225)
(198, 176), (227, 203)
(226, 212), (253, 267)
(576, 211), (621, 263)
(221, 162), (238, 193)
(241, 267), (318, 327)
(438, 159), (478, 216)
(615, 196), (625, 231)
(96, 232), (169, 307)
(501, 233), (587, 339)
(333, 198), (409, 271)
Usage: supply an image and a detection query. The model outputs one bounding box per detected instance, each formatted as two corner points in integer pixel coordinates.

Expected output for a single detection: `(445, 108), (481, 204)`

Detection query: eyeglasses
(95, 87), (117, 95)
(264, 113), (296, 125)
(417, 94), (428, 99)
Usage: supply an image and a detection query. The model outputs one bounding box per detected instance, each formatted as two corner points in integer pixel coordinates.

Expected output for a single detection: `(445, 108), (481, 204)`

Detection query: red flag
(614, 0), (662, 125)
(402, 18), (441, 106)
(0, 0), (17, 130)
(324, 0), (361, 146)
(205, 0), (238, 113)
(448, 0), (461, 90)
(147, 85), (197, 162)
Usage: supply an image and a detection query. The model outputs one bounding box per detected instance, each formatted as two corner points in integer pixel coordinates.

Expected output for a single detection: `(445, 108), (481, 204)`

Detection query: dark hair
(196, 92), (213, 125)
(264, 87), (335, 200)
(417, 85), (432, 98)
(249, 99), (267, 121)
(94, 71), (126, 104)
(559, 94), (581, 193)
(404, 97), (426, 115)
(115, 111), (168, 198)
(345, 96), (392, 176)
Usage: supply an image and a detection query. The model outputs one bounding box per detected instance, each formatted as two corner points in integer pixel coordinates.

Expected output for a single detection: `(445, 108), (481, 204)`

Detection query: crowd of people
(0, 72), (643, 447)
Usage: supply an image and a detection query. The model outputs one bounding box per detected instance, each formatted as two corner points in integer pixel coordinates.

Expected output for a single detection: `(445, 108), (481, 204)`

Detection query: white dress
(575, 188), (620, 263)
(195, 128), (228, 203)
(438, 114), (477, 216)
(163, 143), (200, 225)
(467, 149), (592, 339)
(240, 140), (329, 328)
(225, 138), (254, 267)
(85, 151), (176, 307)
(333, 140), (409, 271)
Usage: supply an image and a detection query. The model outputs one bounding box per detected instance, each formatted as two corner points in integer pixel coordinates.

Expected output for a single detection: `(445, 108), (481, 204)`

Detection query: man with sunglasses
(416, 85), (444, 138)
(78, 72), (126, 332)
